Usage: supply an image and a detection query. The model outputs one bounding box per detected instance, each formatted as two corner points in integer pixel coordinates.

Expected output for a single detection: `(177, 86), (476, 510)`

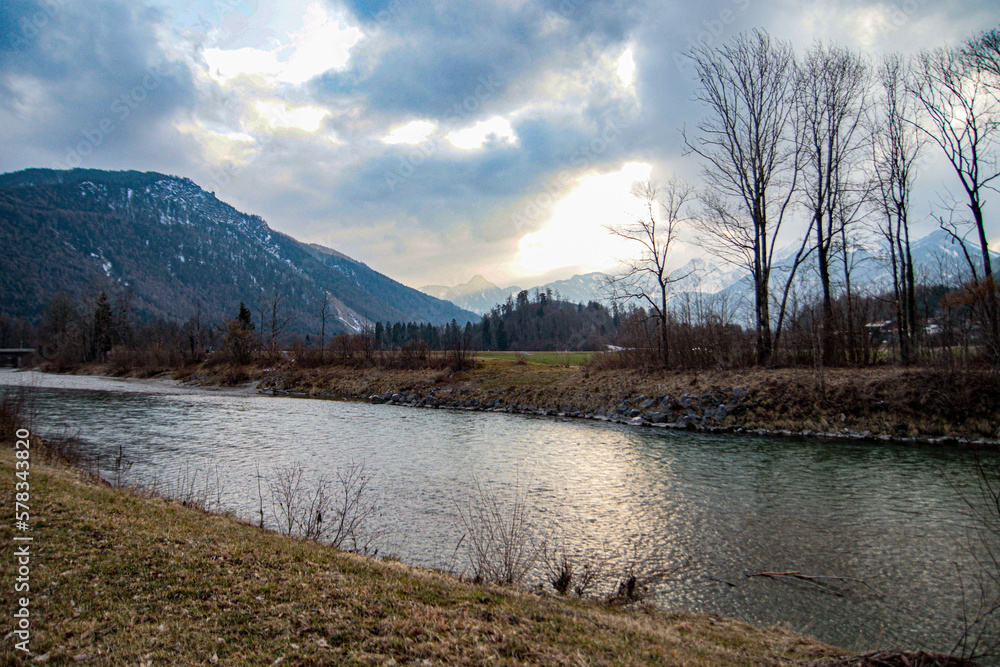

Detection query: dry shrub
(39, 428), (83, 467)
(290, 340), (323, 368)
(606, 541), (690, 606)
(220, 365), (250, 385)
(456, 479), (544, 586)
(0, 387), (30, 442)
(107, 344), (136, 375)
(269, 460), (383, 553)
(541, 542), (608, 597)
(142, 344), (179, 371)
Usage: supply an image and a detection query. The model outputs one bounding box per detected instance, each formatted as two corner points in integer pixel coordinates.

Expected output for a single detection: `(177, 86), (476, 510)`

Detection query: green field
(474, 351), (597, 366)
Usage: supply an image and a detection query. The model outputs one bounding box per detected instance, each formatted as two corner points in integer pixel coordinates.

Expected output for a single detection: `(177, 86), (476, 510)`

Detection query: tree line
(608, 25), (1000, 369)
(9, 27), (1000, 374)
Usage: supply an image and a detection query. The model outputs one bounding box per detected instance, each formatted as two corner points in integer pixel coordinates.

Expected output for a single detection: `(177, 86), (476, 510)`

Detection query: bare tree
(965, 27), (1000, 100)
(267, 288), (293, 362)
(686, 29), (801, 364)
(319, 291), (331, 363)
(797, 41), (871, 365)
(871, 53), (923, 364)
(606, 177), (694, 366)
(910, 44), (1000, 354)
(911, 45), (998, 280)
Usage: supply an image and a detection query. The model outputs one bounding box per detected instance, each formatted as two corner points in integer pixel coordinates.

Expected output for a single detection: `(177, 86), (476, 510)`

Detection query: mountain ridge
(423, 229), (998, 317)
(0, 168), (477, 332)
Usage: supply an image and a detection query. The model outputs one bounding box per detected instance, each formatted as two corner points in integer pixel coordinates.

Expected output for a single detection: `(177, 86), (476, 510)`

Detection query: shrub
(456, 479), (544, 586)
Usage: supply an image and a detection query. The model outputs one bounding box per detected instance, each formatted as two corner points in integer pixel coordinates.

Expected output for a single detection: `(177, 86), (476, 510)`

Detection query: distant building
(0, 349), (34, 368)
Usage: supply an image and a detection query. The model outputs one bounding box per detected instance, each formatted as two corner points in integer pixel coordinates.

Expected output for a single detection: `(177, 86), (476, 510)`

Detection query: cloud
(201, 2), (362, 85)
(316, 0), (643, 122)
(382, 119), (436, 145)
(0, 0), (198, 172)
(2, 0), (996, 288)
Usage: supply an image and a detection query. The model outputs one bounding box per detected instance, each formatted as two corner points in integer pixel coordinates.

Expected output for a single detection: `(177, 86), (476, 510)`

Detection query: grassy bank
(0, 446), (839, 666)
(159, 359), (1000, 442)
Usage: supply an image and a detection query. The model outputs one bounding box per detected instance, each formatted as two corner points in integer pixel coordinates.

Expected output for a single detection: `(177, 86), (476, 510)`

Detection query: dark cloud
(318, 0), (644, 122)
(0, 0), (197, 173)
(2, 0), (996, 287)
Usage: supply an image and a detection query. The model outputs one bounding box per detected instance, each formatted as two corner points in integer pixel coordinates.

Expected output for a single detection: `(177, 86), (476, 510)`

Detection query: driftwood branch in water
(748, 571), (875, 586)
(743, 570), (877, 597)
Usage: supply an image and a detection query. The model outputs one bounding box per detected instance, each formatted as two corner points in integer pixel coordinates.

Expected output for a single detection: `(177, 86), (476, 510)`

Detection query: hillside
(0, 168), (477, 332)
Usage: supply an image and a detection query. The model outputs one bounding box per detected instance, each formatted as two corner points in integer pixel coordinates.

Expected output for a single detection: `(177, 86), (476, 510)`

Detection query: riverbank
(0, 445), (840, 666)
(162, 360), (1000, 444)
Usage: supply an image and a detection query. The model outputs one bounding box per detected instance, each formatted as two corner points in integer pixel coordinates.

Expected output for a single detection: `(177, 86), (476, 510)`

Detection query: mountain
(422, 227), (999, 321)
(534, 272), (611, 305)
(419, 275), (522, 315)
(0, 168), (477, 332)
(668, 228), (1000, 324)
(421, 272), (626, 315)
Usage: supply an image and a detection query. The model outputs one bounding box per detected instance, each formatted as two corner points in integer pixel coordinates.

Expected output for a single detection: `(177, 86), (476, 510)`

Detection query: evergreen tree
(237, 301), (255, 331)
(480, 317), (493, 350)
(495, 318), (508, 351)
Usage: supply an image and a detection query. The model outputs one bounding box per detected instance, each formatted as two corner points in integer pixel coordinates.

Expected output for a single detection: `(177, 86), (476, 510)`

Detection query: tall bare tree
(910, 44), (1000, 354)
(606, 177), (694, 366)
(319, 291), (331, 362)
(267, 288), (292, 362)
(870, 53), (922, 364)
(910, 46), (998, 280)
(797, 41), (871, 364)
(685, 29), (801, 364)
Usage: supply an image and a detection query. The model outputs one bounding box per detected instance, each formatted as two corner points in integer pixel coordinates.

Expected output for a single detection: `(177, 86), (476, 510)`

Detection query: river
(2, 369), (995, 656)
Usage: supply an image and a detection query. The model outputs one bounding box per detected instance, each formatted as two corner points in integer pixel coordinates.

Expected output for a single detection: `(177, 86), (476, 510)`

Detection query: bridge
(0, 349), (35, 368)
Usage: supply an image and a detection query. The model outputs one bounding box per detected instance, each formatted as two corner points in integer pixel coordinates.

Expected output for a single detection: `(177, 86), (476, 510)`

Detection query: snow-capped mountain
(420, 272), (618, 315)
(423, 228), (997, 319)
(419, 275), (521, 315)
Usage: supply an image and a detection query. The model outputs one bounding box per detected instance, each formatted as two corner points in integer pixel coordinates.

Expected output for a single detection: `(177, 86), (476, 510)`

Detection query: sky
(0, 0), (997, 289)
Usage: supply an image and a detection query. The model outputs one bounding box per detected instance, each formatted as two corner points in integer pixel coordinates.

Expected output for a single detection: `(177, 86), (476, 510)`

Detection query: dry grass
(0, 447), (837, 666)
(238, 360), (1000, 440)
(65, 357), (1000, 439)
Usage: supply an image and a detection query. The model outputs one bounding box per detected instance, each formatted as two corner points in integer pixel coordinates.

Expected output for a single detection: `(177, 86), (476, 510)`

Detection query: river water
(2, 369), (995, 655)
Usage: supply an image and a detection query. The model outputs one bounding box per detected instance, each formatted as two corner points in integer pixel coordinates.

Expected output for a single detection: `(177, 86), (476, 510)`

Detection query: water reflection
(0, 370), (992, 654)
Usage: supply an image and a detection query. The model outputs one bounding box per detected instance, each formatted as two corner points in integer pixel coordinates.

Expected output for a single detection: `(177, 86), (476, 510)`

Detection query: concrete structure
(0, 349), (35, 368)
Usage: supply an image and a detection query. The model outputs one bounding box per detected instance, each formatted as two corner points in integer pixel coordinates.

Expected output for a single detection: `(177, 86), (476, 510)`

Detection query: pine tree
(237, 301), (254, 331)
